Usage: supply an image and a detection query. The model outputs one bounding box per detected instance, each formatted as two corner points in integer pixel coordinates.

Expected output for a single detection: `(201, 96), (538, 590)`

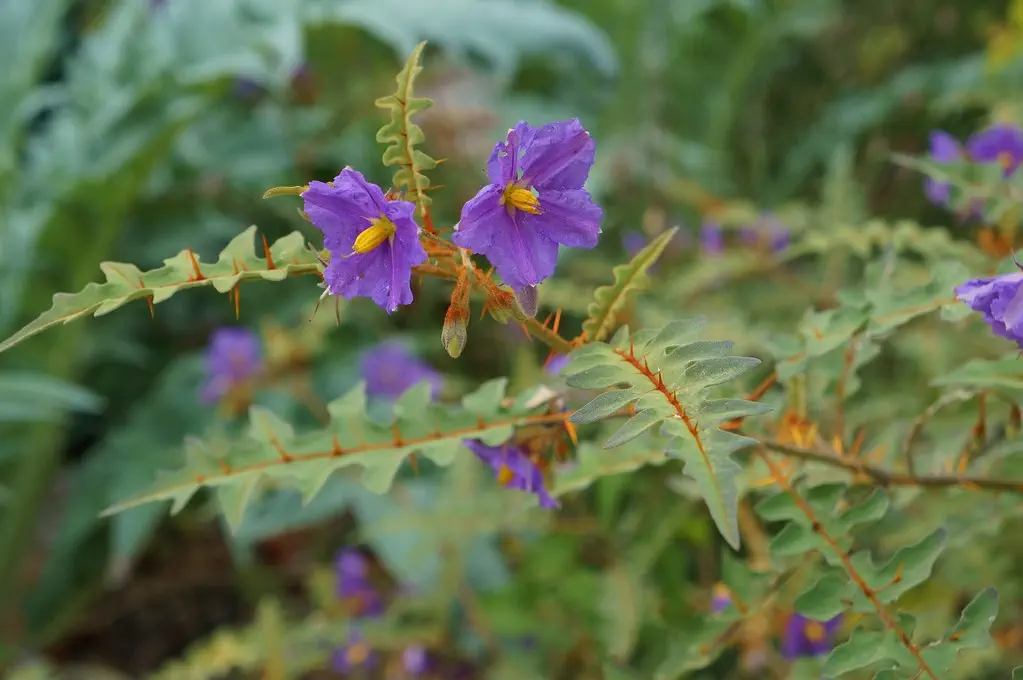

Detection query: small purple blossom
(453, 119), (603, 292)
(200, 327), (262, 403)
(302, 168), (427, 313)
(544, 354), (570, 376)
(781, 613), (842, 659)
(711, 582), (732, 613)
(334, 548), (383, 618)
(360, 341), (443, 400)
(332, 628), (377, 672)
(955, 268), (1023, 349)
(402, 645), (429, 676)
(700, 220), (724, 256)
(966, 124), (1023, 175)
(925, 130), (962, 206)
(622, 230), (647, 258)
(464, 440), (559, 509)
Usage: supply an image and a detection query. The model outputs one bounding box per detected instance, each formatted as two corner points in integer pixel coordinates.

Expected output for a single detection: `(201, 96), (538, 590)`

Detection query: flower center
(346, 642), (371, 665)
(501, 183), (542, 215)
(804, 621), (827, 642)
(352, 215), (397, 255)
(999, 151), (1014, 171)
(496, 463), (516, 486)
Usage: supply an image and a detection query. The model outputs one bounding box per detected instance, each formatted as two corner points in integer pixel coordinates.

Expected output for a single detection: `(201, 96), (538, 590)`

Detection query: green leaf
(0, 227), (319, 355)
(0, 371), (103, 423)
(101, 379), (547, 523)
(565, 319), (767, 549)
(931, 354), (1023, 392)
(374, 41), (436, 221)
(582, 227), (678, 342)
(919, 588), (998, 672)
(601, 563), (643, 661)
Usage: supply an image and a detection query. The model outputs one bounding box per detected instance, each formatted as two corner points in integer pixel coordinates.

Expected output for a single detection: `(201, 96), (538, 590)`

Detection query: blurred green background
(3, 0), (1023, 678)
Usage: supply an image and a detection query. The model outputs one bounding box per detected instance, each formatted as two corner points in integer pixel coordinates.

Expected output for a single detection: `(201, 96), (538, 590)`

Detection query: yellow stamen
(999, 151), (1014, 170)
(496, 463), (516, 486)
(351, 215), (396, 255)
(804, 621), (826, 642)
(346, 642), (370, 665)
(501, 184), (542, 215)
(712, 582), (731, 601)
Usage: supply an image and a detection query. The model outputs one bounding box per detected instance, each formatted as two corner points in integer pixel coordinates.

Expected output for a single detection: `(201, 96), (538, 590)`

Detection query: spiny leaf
(563, 319), (768, 548)
(0, 227), (320, 355)
(374, 41), (436, 221)
(582, 227), (678, 342)
(102, 380), (557, 521)
(931, 354), (1023, 392)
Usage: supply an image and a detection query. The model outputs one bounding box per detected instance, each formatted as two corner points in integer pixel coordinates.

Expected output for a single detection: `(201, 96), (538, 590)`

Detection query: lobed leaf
(582, 227), (678, 343)
(374, 41), (437, 221)
(102, 380), (557, 523)
(564, 319), (769, 548)
(0, 227), (320, 355)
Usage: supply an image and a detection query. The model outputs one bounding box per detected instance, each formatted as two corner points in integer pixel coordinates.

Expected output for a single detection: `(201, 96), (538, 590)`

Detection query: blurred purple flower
(739, 227), (760, 249)
(463, 440), (559, 509)
(453, 118), (603, 293)
(711, 582), (732, 613)
(967, 124), (1023, 175)
(200, 327), (262, 403)
(544, 354), (570, 376)
(622, 230), (647, 258)
(924, 130), (962, 206)
(360, 340), (443, 400)
(700, 220), (724, 256)
(781, 613), (842, 659)
(332, 628), (377, 672)
(402, 645), (429, 676)
(302, 168), (427, 313)
(334, 548), (383, 618)
(955, 267), (1023, 350)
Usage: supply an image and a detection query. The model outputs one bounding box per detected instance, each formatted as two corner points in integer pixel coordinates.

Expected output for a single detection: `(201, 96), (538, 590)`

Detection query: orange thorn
(564, 419), (578, 446)
(392, 423), (405, 447)
(409, 453), (420, 475)
(185, 248), (205, 281)
(232, 285), (240, 319)
(262, 234), (277, 270)
(552, 308), (562, 335)
(542, 312), (554, 329)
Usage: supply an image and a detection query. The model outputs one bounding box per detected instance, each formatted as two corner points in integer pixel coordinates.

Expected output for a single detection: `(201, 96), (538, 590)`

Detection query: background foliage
(3, 0), (1023, 678)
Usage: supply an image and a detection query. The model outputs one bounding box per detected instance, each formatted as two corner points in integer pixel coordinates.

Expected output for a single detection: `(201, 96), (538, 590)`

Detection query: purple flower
(966, 124), (1023, 175)
(622, 230), (647, 258)
(711, 582), (732, 613)
(360, 341), (443, 400)
(402, 645), (429, 676)
(739, 227), (760, 249)
(332, 628), (376, 672)
(955, 267), (1023, 349)
(925, 130), (962, 206)
(781, 613), (842, 659)
(453, 119), (603, 293)
(544, 354), (570, 376)
(200, 327), (262, 403)
(334, 548), (384, 618)
(700, 220), (724, 256)
(302, 168), (427, 313)
(463, 440), (559, 509)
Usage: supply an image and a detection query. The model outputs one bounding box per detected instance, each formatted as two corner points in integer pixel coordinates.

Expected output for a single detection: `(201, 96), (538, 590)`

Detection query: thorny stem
(755, 450), (940, 680)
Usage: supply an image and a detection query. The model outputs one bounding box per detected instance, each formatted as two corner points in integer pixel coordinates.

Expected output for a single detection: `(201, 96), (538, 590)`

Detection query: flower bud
(513, 285), (538, 318)
(442, 270), (470, 358)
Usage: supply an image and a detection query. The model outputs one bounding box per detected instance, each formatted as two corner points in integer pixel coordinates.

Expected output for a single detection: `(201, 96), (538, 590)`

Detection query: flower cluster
(925, 124), (1023, 212)
(331, 548), (430, 676)
(300, 119), (603, 314)
(955, 260), (1023, 350)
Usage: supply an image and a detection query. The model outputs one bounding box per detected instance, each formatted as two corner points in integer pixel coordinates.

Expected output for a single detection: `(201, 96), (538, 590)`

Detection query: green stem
(0, 210), (125, 641)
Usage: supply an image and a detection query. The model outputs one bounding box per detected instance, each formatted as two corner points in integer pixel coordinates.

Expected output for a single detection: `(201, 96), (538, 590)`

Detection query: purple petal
(622, 231), (647, 257)
(361, 341), (443, 400)
(924, 177), (951, 206)
(463, 440), (559, 509)
(545, 354), (570, 375)
(700, 220), (724, 255)
(929, 130), (962, 163)
(467, 209), (560, 289)
(486, 123), (530, 185)
(955, 272), (1023, 347)
(519, 118), (596, 190)
(402, 645), (429, 675)
(967, 124), (1023, 173)
(454, 184), (505, 252)
(201, 327), (262, 403)
(525, 189), (602, 248)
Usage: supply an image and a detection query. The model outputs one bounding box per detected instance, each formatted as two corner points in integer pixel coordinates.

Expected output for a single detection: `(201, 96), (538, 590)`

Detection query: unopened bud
(442, 270), (471, 358)
(513, 285), (538, 318)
